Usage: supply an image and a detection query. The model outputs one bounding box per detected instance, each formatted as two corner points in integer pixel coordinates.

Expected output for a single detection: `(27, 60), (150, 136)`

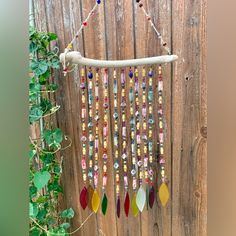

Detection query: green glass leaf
(61, 208), (74, 219)
(33, 171), (51, 190)
(136, 186), (146, 212)
(101, 194), (108, 215)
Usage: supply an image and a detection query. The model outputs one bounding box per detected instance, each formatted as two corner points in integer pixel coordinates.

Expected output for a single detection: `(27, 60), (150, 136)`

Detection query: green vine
(29, 27), (74, 236)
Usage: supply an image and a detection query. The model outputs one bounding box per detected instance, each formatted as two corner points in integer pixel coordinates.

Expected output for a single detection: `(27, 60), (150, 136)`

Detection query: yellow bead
(81, 68), (85, 76)
(160, 147), (164, 155)
(142, 68), (146, 77)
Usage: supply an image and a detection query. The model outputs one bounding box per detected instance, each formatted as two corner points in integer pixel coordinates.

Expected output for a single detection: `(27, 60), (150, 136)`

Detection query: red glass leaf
(80, 186), (88, 210)
(149, 186), (155, 209)
(117, 197), (121, 218)
(124, 192), (130, 217)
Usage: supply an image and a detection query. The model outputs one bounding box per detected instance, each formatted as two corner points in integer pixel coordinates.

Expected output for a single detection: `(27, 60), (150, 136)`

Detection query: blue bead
(97, 0), (101, 4)
(88, 72), (93, 79)
(129, 71), (134, 78)
(148, 71), (153, 77)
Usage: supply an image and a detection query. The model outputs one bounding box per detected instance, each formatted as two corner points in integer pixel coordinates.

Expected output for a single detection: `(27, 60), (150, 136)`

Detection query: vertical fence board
(33, 0), (207, 235)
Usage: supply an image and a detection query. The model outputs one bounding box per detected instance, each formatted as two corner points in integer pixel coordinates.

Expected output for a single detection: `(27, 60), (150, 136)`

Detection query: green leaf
(30, 227), (41, 236)
(31, 60), (48, 77)
(29, 202), (39, 218)
(36, 208), (47, 221)
(50, 59), (60, 69)
(47, 83), (58, 91)
(48, 32), (58, 41)
(33, 171), (51, 190)
(54, 128), (63, 143)
(39, 70), (50, 85)
(53, 164), (61, 174)
(60, 223), (70, 230)
(30, 105), (43, 123)
(60, 208), (74, 219)
(40, 153), (54, 164)
(35, 196), (47, 203)
(40, 98), (52, 115)
(29, 185), (37, 199)
(29, 149), (37, 160)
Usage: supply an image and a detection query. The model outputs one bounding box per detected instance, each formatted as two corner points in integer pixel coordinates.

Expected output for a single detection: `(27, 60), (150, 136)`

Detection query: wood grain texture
(33, 0), (207, 235)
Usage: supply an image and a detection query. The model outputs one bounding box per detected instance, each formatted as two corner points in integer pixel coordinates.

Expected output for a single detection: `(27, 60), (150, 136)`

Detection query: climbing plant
(29, 27), (74, 236)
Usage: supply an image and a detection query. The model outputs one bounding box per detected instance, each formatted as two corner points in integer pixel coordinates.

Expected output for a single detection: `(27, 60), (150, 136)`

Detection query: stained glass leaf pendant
(149, 186), (155, 209)
(117, 197), (121, 218)
(80, 186), (88, 210)
(136, 186), (146, 212)
(158, 183), (169, 207)
(124, 192), (130, 217)
(101, 193), (108, 215)
(131, 193), (139, 217)
(91, 190), (100, 213)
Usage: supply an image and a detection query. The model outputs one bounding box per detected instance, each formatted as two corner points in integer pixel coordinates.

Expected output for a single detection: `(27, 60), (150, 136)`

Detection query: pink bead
(82, 108), (86, 118)
(144, 157), (148, 167)
(103, 153), (108, 160)
(103, 176), (107, 186)
(94, 172), (98, 186)
(142, 107), (147, 117)
(124, 176), (128, 186)
(158, 81), (163, 91)
(103, 126), (108, 136)
(95, 139), (99, 148)
(95, 87), (99, 96)
(81, 159), (86, 169)
(160, 158), (165, 164)
(121, 73), (125, 84)
(132, 179), (137, 189)
(122, 127), (126, 136)
(103, 74), (108, 84)
(137, 135), (141, 144)
(159, 133), (164, 143)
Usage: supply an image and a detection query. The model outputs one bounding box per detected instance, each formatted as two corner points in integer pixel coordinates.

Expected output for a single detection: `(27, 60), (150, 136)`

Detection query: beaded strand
(87, 69), (94, 185)
(113, 70), (121, 218)
(93, 69), (100, 190)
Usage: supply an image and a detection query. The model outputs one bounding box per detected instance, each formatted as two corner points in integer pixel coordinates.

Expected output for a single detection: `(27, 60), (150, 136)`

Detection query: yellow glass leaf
(131, 193), (139, 217)
(91, 190), (100, 213)
(159, 183), (169, 207)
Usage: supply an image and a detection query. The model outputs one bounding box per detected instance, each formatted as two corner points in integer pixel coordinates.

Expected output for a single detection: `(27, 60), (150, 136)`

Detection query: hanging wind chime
(60, 0), (178, 217)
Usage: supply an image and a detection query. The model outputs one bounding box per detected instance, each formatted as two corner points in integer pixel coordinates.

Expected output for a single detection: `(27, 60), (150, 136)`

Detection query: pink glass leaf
(80, 186), (88, 210)
(124, 192), (130, 217)
(149, 186), (155, 209)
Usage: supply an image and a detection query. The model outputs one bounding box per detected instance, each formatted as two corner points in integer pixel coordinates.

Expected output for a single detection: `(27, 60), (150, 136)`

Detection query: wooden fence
(33, 0), (207, 235)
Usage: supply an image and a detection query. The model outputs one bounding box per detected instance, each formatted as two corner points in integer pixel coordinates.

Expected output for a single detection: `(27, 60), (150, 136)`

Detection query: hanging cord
(62, 0), (171, 74)
(63, 1), (100, 75)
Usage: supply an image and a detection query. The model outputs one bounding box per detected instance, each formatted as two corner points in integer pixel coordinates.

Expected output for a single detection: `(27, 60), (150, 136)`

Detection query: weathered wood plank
(171, 0), (207, 235)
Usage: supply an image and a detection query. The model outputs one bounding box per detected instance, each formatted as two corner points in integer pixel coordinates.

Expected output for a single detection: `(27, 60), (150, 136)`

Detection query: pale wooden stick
(60, 51), (178, 68)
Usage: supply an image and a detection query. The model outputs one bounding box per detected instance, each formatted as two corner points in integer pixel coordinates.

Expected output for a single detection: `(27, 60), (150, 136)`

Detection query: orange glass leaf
(87, 185), (94, 210)
(159, 183), (169, 207)
(131, 193), (139, 217)
(91, 190), (100, 213)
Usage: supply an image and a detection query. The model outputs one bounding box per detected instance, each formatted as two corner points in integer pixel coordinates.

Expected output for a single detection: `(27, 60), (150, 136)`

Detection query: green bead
(148, 90), (153, 101)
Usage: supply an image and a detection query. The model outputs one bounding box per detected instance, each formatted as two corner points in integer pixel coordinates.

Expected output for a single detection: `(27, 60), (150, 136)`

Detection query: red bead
(83, 21), (88, 26)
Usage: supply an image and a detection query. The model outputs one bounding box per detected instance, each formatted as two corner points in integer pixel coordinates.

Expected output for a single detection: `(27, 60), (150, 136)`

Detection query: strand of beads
(129, 69), (139, 217)
(121, 70), (130, 217)
(147, 68), (155, 208)
(101, 69), (109, 215)
(135, 68), (146, 212)
(79, 68), (89, 210)
(113, 70), (121, 218)
(87, 69), (94, 188)
(91, 69), (100, 214)
(94, 69), (100, 189)
(157, 65), (170, 207)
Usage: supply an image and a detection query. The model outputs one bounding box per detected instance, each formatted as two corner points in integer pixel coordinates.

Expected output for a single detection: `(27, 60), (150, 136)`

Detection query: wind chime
(60, 0), (177, 217)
